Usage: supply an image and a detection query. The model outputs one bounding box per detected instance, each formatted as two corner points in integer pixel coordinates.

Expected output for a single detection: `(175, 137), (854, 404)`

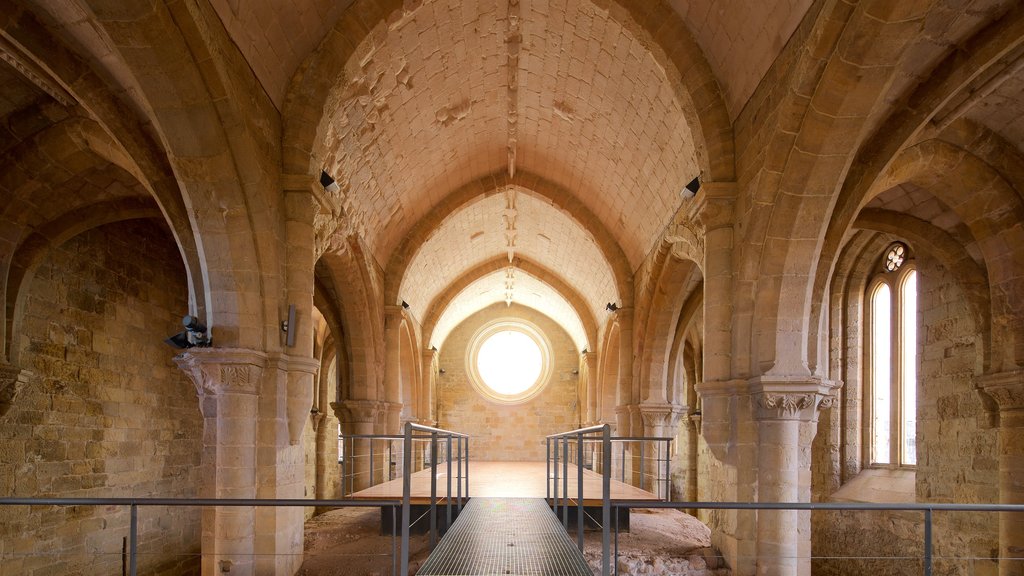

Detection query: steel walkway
(416, 497), (592, 575)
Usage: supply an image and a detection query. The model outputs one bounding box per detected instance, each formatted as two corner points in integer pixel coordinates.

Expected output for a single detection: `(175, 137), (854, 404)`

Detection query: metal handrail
(400, 422), (469, 576)
(549, 432), (674, 499)
(547, 424), (612, 575)
(0, 497), (399, 576)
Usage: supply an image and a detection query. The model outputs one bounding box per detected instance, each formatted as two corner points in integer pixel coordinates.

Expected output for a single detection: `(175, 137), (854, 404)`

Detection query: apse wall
(0, 220), (202, 575)
(436, 303), (580, 461)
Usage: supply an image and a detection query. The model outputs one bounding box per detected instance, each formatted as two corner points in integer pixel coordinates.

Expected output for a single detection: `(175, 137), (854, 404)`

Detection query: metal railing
(0, 497), (399, 576)
(340, 433), (402, 496)
(607, 500), (1024, 576)
(399, 422), (469, 576)
(546, 424), (613, 575)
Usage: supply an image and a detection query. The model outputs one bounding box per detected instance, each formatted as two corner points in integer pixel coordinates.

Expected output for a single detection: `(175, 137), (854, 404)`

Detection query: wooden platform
(349, 461), (658, 506)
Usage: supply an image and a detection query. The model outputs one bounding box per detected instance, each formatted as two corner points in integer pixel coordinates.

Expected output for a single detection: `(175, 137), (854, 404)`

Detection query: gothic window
(866, 243), (917, 467)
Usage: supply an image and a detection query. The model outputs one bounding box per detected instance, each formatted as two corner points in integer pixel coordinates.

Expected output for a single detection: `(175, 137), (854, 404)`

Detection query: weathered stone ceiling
(430, 270), (588, 351)
(964, 73), (1024, 154)
(0, 59), (62, 156)
(315, 0), (700, 271)
(864, 183), (982, 265)
(399, 189), (616, 327)
(668, 0), (812, 119)
(209, 0), (355, 109)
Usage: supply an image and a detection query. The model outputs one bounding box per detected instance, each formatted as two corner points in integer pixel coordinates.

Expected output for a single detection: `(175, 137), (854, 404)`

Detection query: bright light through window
(467, 320), (552, 404)
(477, 330), (543, 395)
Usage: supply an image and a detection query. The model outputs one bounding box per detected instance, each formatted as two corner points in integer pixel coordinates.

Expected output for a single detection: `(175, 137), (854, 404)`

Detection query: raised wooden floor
(349, 461), (658, 506)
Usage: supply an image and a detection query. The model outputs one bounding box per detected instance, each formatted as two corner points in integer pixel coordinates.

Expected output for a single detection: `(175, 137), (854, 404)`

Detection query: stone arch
(398, 318), (418, 423)
(386, 171), (634, 310)
(853, 208), (991, 371)
(314, 275), (348, 402)
(598, 320), (623, 427)
(316, 237), (385, 402)
(744, 0), (963, 378)
(667, 286), (704, 408)
(281, 0), (733, 190)
(0, 13), (208, 336)
(6, 203), (163, 365)
(794, 5), (1024, 379)
(420, 254), (599, 353)
(31, 0), (284, 348)
(636, 244), (704, 405)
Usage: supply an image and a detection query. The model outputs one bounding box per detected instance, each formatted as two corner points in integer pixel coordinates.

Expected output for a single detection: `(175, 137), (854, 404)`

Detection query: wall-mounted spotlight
(605, 302), (618, 312)
(581, 348), (588, 354)
(439, 368), (446, 375)
(164, 315), (211, 349)
(280, 304), (297, 348)
(320, 170), (340, 193)
(681, 175), (701, 200)
(401, 300), (410, 309)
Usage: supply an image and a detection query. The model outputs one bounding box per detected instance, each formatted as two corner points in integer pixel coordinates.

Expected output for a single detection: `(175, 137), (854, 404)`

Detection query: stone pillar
(175, 348), (266, 576)
(0, 363), (36, 418)
(751, 378), (838, 576)
(336, 399), (384, 491)
(383, 306), (404, 421)
(978, 370), (1024, 576)
(639, 404), (683, 498)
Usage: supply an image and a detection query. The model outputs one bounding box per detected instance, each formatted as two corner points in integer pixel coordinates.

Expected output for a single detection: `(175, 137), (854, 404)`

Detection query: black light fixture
(605, 302), (618, 312)
(681, 175), (701, 199)
(320, 170), (340, 193)
(439, 368), (446, 375)
(164, 315), (211, 349)
(401, 300), (410, 309)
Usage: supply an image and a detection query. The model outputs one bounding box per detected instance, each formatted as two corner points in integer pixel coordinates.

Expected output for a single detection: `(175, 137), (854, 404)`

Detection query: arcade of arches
(1, 0), (1024, 574)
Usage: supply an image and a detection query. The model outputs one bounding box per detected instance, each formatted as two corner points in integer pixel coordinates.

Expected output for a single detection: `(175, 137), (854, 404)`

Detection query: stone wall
(0, 220), (202, 575)
(436, 303), (579, 461)
(812, 253), (999, 574)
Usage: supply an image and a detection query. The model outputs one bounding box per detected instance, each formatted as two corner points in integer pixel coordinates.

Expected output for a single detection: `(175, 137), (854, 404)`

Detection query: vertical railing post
(457, 436), (464, 512)
(553, 437), (560, 515)
(621, 443), (626, 484)
(389, 441), (393, 481)
(391, 505), (397, 576)
(546, 438), (551, 501)
(562, 437), (569, 527)
(663, 440), (670, 501)
(446, 436), (453, 530)
(924, 508), (933, 576)
(639, 440), (645, 491)
(602, 424), (611, 576)
(430, 431), (439, 549)
(577, 431), (585, 551)
(129, 503), (138, 576)
(401, 423), (413, 576)
(370, 440), (375, 487)
(466, 438), (470, 498)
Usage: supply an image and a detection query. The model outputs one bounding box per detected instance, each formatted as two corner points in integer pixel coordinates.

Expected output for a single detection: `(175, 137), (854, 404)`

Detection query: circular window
(467, 320), (552, 404)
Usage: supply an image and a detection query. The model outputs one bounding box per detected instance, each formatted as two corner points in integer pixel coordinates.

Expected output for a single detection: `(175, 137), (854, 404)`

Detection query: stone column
(336, 399), (385, 491)
(175, 348), (266, 576)
(979, 370), (1024, 576)
(639, 404), (683, 498)
(751, 378), (838, 576)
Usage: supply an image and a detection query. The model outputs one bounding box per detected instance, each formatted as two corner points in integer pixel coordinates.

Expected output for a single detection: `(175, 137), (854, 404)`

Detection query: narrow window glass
(872, 284), (892, 464)
(901, 271), (917, 465)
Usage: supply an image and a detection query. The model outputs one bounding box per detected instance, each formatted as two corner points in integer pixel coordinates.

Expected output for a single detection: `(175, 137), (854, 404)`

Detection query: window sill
(831, 468), (916, 504)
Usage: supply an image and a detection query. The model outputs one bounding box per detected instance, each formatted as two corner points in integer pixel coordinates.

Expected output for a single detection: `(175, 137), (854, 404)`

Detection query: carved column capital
(174, 348), (268, 397)
(750, 376), (842, 421)
(977, 370), (1024, 412)
(0, 363), (38, 418)
(638, 403), (686, 431)
(336, 399), (386, 424)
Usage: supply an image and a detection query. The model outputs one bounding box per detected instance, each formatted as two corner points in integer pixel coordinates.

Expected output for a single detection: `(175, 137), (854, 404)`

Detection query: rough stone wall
(436, 303), (579, 461)
(0, 220), (202, 576)
(812, 253), (999, 575)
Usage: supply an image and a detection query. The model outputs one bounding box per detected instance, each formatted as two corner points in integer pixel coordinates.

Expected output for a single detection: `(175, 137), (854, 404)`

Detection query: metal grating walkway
(416, 497), (592, 575)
